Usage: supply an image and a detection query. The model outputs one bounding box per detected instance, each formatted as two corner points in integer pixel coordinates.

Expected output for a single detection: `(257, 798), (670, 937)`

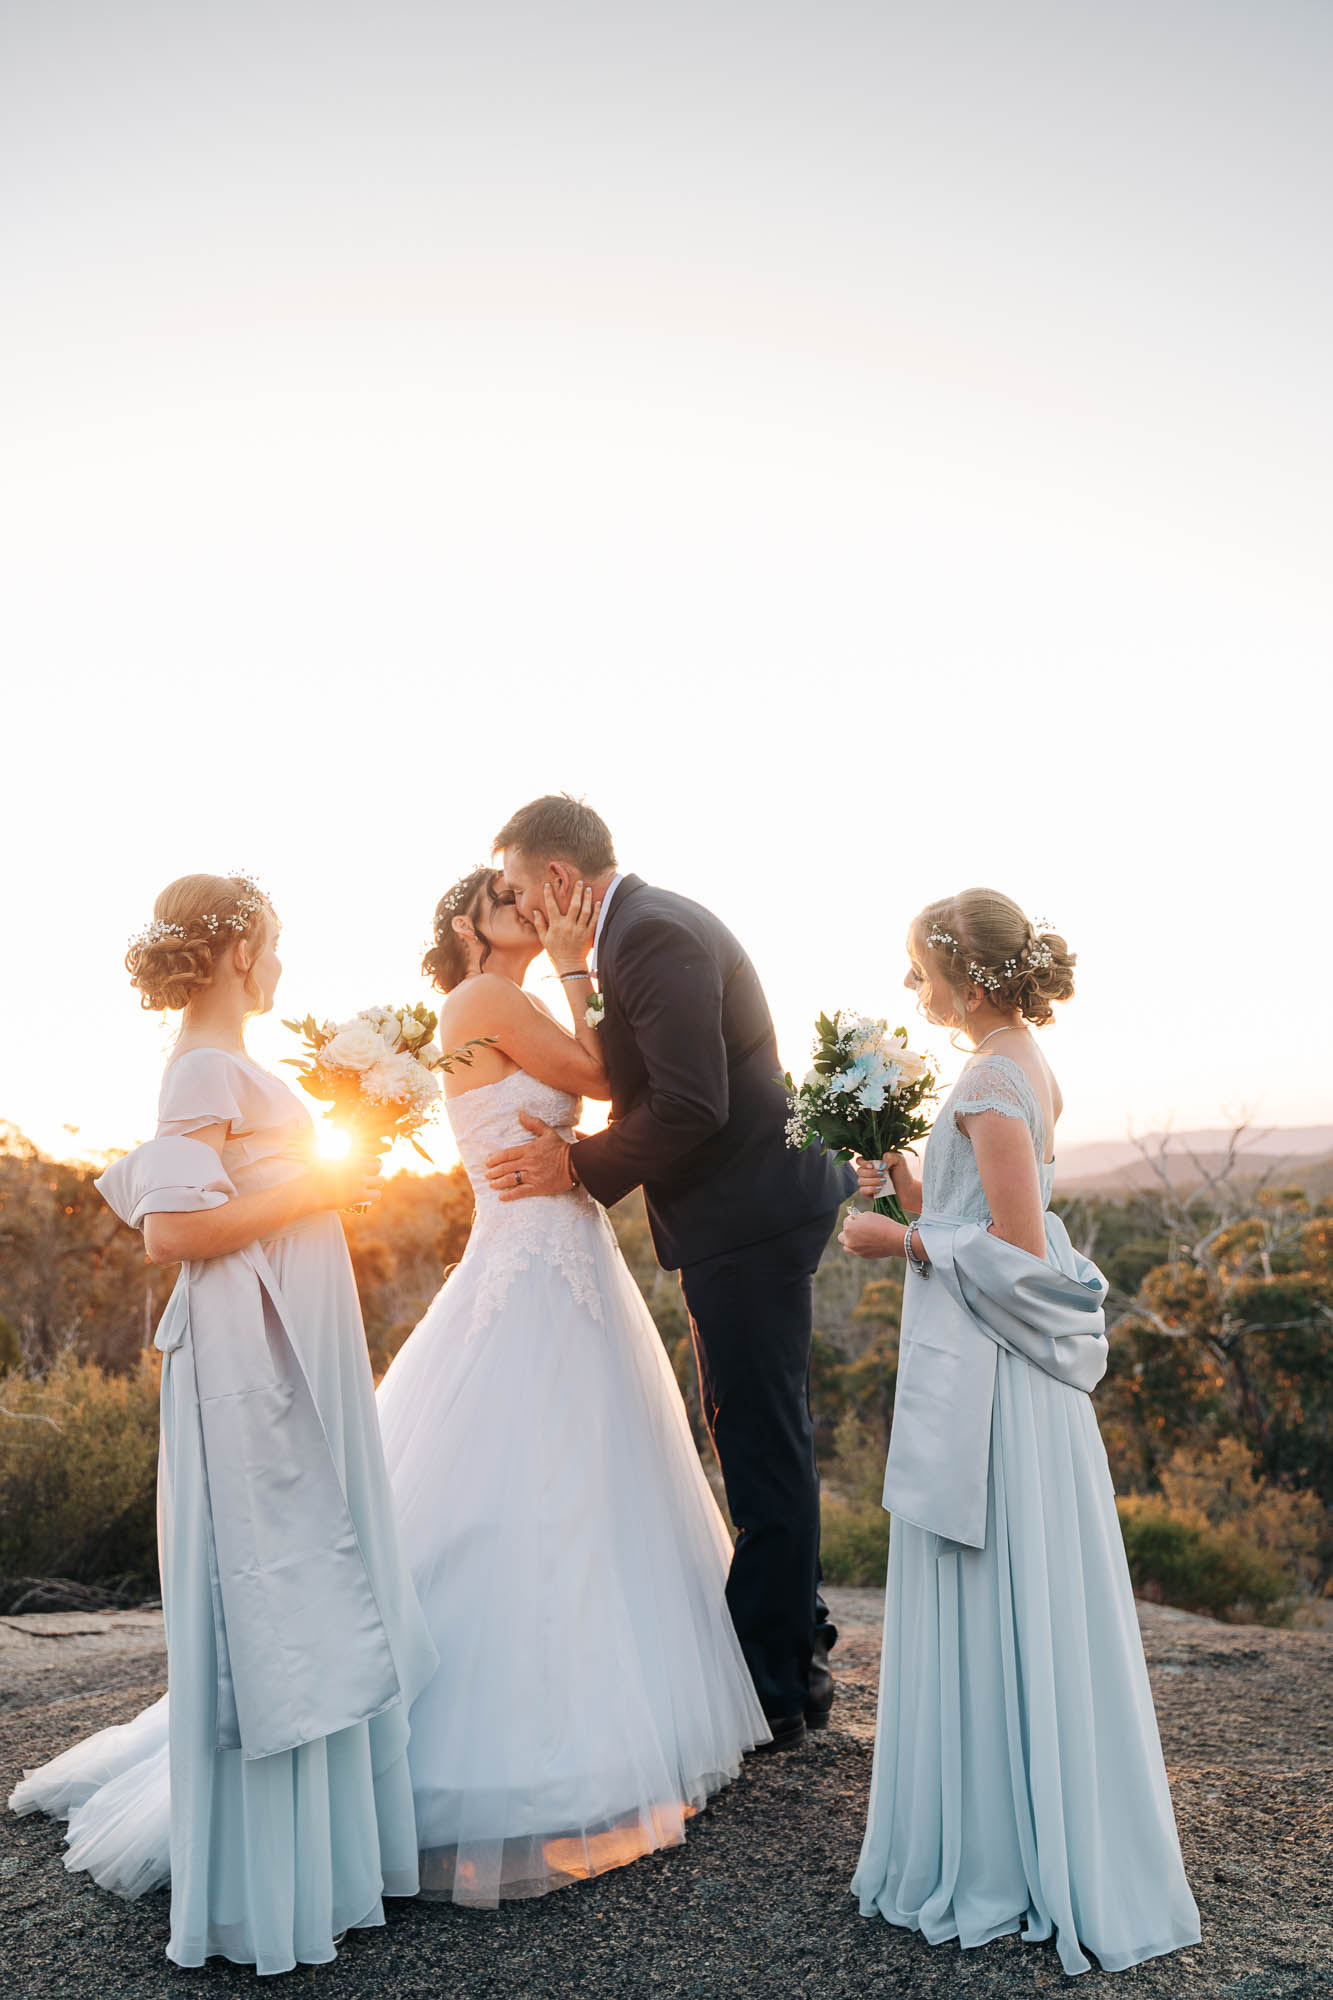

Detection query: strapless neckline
(444, 1069), (530, 1107)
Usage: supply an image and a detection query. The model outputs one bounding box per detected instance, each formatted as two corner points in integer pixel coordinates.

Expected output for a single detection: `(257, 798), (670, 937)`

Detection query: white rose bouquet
(784, 1011), (938, 1223)
(284, 1003), (490, 1162)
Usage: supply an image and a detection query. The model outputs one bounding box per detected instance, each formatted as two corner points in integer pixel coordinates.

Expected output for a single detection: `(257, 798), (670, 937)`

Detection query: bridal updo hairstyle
(912, 888), (1075, 1030)
(422, 868), (505, 993)
(126, 873), (274, 1012)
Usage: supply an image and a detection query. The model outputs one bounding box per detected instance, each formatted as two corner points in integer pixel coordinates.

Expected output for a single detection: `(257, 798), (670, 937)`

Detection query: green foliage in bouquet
(784, 1011), (938, 1224)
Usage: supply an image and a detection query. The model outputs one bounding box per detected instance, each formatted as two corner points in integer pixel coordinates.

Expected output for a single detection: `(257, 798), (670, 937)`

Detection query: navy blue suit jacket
(571, 877), (853, 1270)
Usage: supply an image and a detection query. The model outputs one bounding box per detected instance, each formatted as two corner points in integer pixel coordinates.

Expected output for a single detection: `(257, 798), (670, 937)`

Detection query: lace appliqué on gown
(448, 1071), (609, 1334)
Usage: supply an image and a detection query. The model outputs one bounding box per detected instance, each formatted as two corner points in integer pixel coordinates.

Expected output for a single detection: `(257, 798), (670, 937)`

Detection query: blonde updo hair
(126, 874), (273, 1012)
(910, 888), (1075, 1031)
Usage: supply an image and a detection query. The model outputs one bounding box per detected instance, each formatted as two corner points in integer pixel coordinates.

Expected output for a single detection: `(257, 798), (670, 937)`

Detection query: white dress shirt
(590, 872), (624, 978)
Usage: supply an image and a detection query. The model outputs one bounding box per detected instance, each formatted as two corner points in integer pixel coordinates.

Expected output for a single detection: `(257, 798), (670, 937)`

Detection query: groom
(484, 795), (854, 1748)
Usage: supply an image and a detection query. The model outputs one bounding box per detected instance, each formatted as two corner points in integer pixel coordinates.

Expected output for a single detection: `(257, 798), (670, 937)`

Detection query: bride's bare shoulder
(441, 976), (529, 1030)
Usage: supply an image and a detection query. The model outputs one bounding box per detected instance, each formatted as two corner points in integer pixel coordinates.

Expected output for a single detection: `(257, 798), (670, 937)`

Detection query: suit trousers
(678, 1208), (840, 1719)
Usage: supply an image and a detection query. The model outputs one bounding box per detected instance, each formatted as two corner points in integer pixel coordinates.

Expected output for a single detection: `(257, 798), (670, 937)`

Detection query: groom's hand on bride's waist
(485, 1112), (580, 1201)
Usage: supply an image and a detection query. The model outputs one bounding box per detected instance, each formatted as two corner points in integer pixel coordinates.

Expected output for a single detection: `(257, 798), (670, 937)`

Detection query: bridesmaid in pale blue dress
(9, 873), (437, 1974)
(840, 888), (1200, 1978)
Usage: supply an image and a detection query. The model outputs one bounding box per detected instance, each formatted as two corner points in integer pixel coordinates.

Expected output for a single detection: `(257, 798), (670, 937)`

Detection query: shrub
(820, 1494), (890, 1586)
(1115, 1495), (1292, 1624)
(0, 1359), (161, 1608)
(1157, 1437), (1329, 1595)
(827, 1410), (888, 1510)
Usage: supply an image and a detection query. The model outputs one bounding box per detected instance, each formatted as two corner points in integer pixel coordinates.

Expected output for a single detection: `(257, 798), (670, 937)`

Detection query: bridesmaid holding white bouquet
(841, 888), (1200, 1978)
(9, 873), (437, 1974)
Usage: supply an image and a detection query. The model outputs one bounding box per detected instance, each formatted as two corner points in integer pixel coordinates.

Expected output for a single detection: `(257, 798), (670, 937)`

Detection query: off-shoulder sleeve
(951, 1056), (1041, 1132)
(95, 1136), (237, 1230)
(157, 1049), (249, 1138)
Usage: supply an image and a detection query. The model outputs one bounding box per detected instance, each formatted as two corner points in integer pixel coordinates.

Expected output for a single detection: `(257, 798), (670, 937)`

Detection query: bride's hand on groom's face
(533, 881), (600, 977)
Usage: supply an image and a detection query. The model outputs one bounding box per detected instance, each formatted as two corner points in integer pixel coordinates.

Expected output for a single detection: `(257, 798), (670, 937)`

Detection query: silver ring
(514, 1170), (523, 1186)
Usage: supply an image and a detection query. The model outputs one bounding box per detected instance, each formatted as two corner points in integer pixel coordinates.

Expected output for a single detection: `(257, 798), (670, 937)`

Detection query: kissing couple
(10, 794), (852, 1974)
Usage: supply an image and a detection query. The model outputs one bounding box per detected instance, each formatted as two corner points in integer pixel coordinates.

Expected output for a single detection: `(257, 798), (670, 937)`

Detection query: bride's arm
(143, 1129), (382, 1264)
(449, 979), (610, 1100)
(532, 880), (609, 1091)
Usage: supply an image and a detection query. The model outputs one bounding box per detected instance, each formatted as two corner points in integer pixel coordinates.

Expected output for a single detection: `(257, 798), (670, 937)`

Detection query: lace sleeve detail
(157, 1049), (249, 1138)
(950, 1056), (1039, 1128)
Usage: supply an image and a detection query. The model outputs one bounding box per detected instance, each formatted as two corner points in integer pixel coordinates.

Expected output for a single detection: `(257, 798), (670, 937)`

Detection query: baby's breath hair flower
(203, 872), (269, 935)
(432, 868), (490, 944)
(128, 918), (188, 950)
(131, 874), (269, 950)
(927, 925), (1055, 992)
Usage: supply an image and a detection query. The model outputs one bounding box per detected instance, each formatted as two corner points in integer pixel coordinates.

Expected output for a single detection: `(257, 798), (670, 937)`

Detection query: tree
(1096, 1130), (1333, 1505)
(0, 1129), (177, 1373)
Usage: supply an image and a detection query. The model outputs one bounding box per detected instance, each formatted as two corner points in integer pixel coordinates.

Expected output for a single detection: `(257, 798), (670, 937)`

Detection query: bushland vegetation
(2, 1125), (1330, 1622)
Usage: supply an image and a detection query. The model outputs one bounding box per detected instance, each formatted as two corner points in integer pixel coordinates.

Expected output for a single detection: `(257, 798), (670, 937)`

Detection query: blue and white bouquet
(784, 1012), (938, 1223)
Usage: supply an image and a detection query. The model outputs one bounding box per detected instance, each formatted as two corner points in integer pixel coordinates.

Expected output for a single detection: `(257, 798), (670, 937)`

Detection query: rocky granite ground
(2, 1589), (1329, 1998)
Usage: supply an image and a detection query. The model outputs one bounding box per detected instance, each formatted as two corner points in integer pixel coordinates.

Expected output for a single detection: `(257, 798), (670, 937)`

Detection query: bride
(375, 867), (769, 1907)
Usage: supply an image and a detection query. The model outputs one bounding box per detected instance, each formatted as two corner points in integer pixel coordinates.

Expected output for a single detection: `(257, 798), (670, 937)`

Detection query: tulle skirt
(851, 1350), (1201, 1976)
(375, 1208), (770, 1907)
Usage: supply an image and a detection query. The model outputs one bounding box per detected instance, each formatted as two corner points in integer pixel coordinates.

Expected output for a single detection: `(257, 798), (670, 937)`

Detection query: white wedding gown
(375, 1069), (770, 1907)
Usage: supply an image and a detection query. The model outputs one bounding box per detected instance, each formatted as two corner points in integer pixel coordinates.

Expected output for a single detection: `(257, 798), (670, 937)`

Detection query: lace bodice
(920, 1053), (1056, 1225)
(448, 1069), (582, 1206)
(446, 1069), (612, 1330)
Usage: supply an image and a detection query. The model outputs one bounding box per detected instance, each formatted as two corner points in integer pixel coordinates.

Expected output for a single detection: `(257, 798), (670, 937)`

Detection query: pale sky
(3, 0), (1329, 1170)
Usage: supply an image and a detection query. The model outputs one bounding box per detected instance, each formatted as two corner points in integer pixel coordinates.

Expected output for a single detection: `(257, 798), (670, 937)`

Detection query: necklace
(972, 1023), (1026, 1053)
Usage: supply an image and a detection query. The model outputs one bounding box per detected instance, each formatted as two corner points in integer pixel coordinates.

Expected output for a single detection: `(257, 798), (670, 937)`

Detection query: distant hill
(1055, 1126), (1333, 1197)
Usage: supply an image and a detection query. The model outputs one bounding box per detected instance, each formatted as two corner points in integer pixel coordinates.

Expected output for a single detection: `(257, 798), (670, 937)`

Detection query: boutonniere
(585, 992), (605, 1029)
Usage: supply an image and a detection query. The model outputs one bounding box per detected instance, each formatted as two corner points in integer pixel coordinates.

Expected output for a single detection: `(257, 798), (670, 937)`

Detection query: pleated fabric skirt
(9, 1221), (432, 1976)
(851, 1351), (1201, 1977)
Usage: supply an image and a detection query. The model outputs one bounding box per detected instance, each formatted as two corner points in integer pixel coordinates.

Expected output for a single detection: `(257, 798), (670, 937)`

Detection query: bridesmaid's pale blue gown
(9, 1052), (436, 1974)
(852, 1054), (1201, 1976)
